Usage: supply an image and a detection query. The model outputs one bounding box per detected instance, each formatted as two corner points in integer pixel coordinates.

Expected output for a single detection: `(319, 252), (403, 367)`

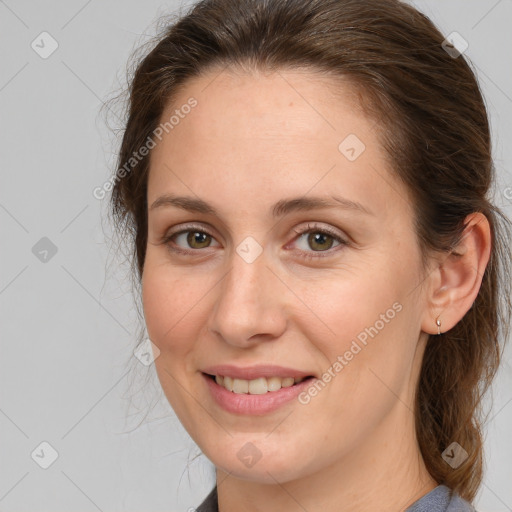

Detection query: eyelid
(164, 222), (217, 239)
(290, 222), (346, 242)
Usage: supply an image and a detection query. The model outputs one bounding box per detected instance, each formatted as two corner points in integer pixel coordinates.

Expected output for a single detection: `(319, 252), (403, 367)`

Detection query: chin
(200, 437), (315, 484)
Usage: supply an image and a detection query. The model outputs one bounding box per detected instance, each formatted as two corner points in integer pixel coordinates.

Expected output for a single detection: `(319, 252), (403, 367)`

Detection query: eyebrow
(149, 193), (374, 217)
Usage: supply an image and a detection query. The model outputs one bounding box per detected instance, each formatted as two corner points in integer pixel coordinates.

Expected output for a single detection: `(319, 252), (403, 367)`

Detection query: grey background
(0, 1), (511, 511)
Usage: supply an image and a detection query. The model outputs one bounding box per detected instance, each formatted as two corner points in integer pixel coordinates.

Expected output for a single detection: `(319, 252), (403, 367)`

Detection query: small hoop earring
(436, 317), (442, 335)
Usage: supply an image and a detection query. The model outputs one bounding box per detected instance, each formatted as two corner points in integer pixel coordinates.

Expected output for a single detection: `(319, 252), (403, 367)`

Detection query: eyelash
(160, 222), (348, 259)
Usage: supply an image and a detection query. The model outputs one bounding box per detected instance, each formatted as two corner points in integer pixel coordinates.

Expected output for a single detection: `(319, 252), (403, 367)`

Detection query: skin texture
(142, 68), (491, 512)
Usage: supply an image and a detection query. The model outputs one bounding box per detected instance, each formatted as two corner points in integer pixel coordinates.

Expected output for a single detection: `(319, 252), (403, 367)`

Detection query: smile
(208, 374), (307, 394)
(201, 369), (316, 415)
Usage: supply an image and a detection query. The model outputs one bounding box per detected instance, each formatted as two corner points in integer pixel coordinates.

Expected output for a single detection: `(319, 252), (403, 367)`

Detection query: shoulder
(446, 490), (477, 512)
(196, 484), (477, 512)
(406, 485), (476, 512)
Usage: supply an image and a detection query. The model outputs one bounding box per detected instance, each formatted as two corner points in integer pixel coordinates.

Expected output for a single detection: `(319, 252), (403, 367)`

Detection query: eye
(160, 222), (348, 259)
(290, 223), (348, 258)
(161, 224), (220, 255)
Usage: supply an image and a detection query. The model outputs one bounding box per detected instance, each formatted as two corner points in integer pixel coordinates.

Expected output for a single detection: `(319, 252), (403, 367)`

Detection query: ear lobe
(421, 212), (491, 335)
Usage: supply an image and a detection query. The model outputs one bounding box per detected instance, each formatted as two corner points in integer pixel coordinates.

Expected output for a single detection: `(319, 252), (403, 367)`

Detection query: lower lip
(202, 373), (314, 415)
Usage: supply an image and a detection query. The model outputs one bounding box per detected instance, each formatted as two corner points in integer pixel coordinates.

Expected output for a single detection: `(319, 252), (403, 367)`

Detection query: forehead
(147, 68), (410, 221)
(160, 68), (367, 148)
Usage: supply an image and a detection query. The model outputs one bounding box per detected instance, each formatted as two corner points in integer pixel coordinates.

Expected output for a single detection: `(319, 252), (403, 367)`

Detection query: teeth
(282, 377), (295, 387)
(233, 378), (249, 393)
(213, 375), (306, 394)
(224, 376), (233, 391)
(267, 376), (282, 392)
(248, 377), (267, 395)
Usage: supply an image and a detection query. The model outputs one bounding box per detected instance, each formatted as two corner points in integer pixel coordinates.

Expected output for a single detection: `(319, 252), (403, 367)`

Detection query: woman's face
(142, 68), (432, 483)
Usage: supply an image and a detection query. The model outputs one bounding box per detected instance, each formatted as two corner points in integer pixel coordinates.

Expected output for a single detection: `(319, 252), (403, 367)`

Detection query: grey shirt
(196, 484), (476, 512)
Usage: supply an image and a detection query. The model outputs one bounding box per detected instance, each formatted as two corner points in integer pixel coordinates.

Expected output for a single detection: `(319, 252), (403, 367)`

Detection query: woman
(109, 0), (512, 510)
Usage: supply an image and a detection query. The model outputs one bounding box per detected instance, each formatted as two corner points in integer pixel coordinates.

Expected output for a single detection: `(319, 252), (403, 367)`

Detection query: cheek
(300, 266), (402, 350)
(141, 262), (208, 426)
(141, 262), (206, 356)
(300, 259), (416, 397)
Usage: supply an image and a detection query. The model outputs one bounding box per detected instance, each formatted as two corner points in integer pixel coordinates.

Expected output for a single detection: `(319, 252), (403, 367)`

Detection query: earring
(436, 316), (442, 335)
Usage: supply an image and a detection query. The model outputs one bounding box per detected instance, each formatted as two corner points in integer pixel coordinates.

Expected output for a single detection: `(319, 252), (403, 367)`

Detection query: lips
(202, 369), (316, 415)
(201, 364), (315, 405)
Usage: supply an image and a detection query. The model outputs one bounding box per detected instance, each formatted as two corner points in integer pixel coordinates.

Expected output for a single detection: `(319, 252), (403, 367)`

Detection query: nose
(207, 247), (287, 348)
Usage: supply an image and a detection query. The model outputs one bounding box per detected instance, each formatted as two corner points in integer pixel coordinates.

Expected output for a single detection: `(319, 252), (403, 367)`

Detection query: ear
(421, 212), (492, 335)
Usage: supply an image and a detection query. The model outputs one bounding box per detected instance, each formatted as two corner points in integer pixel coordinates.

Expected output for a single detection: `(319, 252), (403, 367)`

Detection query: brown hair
(109, 0), (512, 502)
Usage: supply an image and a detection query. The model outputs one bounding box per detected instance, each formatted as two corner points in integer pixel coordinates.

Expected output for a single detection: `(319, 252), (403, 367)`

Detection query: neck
(215, 402), (438, 512)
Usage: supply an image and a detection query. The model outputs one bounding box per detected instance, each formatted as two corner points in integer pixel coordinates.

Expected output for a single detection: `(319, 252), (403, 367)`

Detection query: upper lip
(202, 364), (313, 380)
